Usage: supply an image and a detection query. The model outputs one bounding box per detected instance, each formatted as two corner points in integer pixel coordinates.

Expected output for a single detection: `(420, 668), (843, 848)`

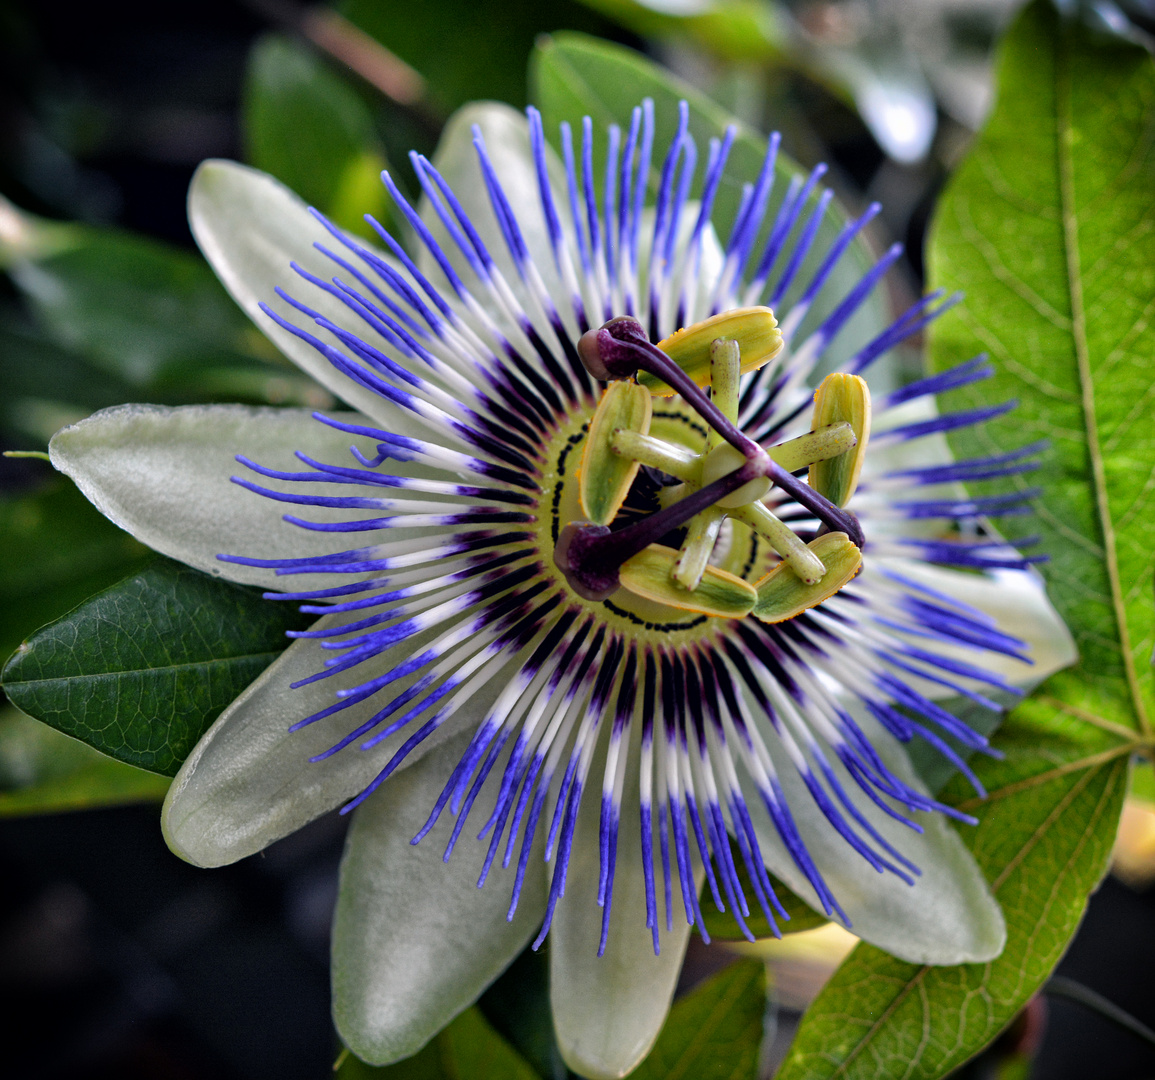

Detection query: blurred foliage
(630, 958), (766, 1078)
(0, 704), (170, 816)
(0, 478), (153, 668)
(243, 33), (396, 240)
(337, 0), (622, 114)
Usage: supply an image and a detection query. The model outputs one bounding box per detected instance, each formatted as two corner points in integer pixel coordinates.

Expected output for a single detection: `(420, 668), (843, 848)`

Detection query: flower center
(553, 313), (871, 623)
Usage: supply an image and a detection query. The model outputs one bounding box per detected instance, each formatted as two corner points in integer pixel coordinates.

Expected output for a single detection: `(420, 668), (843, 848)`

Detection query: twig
(1044, 976), (1155, 1050)
(240, 0), (442, 131)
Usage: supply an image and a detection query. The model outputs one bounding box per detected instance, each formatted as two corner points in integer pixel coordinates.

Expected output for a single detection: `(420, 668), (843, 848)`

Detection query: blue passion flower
(48, 100), (1074, 1079)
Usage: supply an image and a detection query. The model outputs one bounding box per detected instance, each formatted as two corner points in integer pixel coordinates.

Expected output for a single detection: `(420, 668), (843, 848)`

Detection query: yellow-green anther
(672, 507), (724, 591)
(640, 307), (783, 396)
(610, 429), (700, 484)
(808, 373), (871, 507)
(752, 531), (863, 623)
(619, 544), (756, 618)
(768, 422), (856, 473)
(730, 501), (825, 584)
(579, 380), (652, 526)
(700, 443), (771, 508)
(707, 337), (741, 451)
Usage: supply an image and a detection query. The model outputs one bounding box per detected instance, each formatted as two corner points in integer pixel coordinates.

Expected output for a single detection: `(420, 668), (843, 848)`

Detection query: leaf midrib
(1055, 28), (1152, 735)
(5, 648), (284, 688)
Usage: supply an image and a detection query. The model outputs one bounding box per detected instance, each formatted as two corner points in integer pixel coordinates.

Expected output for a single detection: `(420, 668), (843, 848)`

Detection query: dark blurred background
(2, 1), (1154, 1077)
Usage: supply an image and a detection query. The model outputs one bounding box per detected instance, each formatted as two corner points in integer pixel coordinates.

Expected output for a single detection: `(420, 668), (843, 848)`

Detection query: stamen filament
(729, 501), (825, 583)
(707, 337), (741, 451)
(769, 422), (856, 472)
(673, 507), (725, 590)
(611, 430), (699, 482)
(554, 457), (769, 600)
(581, 317), (864, 542)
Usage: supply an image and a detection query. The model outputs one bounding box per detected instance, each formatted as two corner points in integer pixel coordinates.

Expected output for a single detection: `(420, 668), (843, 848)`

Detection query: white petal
(857, 395), (964, 542)
(189, 158), (411, 429)
(746, 706), (1005, 965)
(419, 102), (568, 309)
(332, 729), (548, 1065)
(878, 557), (1076, 688)
(49, 403), (387, 592)
(550, 764), (698, 1079)
(162, 615), (487, 867)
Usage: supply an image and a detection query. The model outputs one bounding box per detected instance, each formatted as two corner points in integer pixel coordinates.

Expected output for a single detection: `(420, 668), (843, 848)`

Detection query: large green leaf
(0, 706), (169, 816)
(776, 701), (1129, 1080)
(928, 0), (1155, 735)
(243, 34), (393, 240)
(530, 32), (892, 378)
(0, 477), (153, 668)
(630, 958), (766, 1079)
(775, 8), (1149, 1074)
(1, 558), (310, 776)
(336, 1006), (542, 1080)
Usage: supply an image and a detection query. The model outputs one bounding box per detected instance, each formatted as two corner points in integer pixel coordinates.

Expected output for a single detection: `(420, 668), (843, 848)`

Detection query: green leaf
(530, 32), (893, 380)
(0, 706), (169, 816)
(0, 477), (153, 667)
(776, 701), (1129, 1080)
(335, 1007), (542, 1080)
(629, 958), (766, 1079)
(7, 225), (272, 387)
(1, 558), (310, 776)
(243, 34), (392, 241)
(478, 944), (567, 1080)
(928, 0), (1155, 734)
